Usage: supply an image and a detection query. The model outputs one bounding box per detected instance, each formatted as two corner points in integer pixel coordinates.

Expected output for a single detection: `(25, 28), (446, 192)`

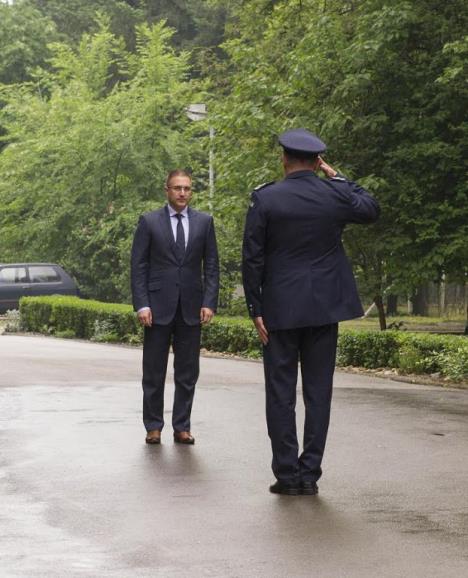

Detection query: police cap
(278, 128), (326, 155)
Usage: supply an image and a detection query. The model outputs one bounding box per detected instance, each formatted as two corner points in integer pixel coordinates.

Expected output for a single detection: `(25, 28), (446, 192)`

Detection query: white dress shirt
(167, 205), (189, 247)
(138, 205), (189, 313)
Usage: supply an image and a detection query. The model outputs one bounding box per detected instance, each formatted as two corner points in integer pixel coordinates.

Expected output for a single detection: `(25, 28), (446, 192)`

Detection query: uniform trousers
(142, 303), (201, 433)
(263, 323), (338, 484)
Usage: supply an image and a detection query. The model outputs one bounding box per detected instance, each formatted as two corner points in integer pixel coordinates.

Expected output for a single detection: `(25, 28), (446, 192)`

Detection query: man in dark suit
(131, 169), (219, 445)
(242, 129), (380, 495)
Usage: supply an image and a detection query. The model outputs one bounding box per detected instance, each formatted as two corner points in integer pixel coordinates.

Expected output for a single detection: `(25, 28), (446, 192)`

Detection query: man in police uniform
(242, 129), (380, 495)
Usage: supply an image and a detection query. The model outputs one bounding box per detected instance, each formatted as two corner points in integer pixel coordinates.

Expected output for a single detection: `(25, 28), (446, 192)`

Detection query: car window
(29, 266), (61, 283)
(0, 267), (27, 283)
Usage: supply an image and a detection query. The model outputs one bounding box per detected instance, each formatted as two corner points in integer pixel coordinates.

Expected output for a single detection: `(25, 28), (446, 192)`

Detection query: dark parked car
(0, 263), (79, 313)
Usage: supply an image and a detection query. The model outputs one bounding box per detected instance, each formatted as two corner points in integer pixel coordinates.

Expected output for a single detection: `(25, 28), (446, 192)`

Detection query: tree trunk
(465, 300), (468, 336)
(411, 285), (429, 316)
(438, 275), (446, 317)
(386, 294), (398, 316)
(374, 295), (387, 330)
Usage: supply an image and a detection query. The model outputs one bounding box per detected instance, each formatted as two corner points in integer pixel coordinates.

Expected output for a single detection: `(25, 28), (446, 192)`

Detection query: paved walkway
(1, 335), (467, 577)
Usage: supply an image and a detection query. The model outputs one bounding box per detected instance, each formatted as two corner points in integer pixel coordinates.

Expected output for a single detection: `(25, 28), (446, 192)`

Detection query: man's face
(165, 176), (192, 212)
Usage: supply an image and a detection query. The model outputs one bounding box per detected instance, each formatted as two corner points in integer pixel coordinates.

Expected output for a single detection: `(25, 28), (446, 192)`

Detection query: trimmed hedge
(201, 316), (261, 358)
(337, 330), (467, 381)
(19, 296), (467, 382)
(20, 295), (142, 344)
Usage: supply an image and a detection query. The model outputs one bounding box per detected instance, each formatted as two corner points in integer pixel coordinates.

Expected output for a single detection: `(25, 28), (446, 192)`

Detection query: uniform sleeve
(331, 175), (380, 224)
(242, 191), (267, 318)
(202, 216), (220, 310)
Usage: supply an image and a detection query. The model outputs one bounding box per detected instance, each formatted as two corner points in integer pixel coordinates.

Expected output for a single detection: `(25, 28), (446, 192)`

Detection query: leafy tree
(28, 0), (228, 63)
(26, 0), (145, 48)
(0, 19), (195, 301)
(143, 0), (226, 49)
(1, 0), (466, 322)
(140, 0), (228, 77)
(209, 0), (467, 326)
(0, 1), (58, 84)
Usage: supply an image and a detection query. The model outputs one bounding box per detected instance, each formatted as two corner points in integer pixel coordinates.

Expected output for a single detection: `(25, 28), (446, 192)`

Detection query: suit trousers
(263, 323), (338, 484)
(142, 303), (201, 433)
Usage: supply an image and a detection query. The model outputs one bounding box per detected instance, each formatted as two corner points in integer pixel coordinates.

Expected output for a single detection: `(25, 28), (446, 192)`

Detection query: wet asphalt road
(0, 334), (467, 578)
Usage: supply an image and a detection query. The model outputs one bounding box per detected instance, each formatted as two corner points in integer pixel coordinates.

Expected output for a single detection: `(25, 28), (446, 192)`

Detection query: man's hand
(253, 316), (269, 345)
(317, 156), (337, 179)
(138, 308), (153, 327)
(200, 307), (214, 324)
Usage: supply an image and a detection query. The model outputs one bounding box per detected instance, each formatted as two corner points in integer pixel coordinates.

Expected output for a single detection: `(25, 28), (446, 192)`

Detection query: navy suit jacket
(131, 205), (219, 326)
(242, 170), (380, 330)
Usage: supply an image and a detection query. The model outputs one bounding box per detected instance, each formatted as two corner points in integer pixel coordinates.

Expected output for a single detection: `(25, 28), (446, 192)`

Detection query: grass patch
(341, 315), (465, 333)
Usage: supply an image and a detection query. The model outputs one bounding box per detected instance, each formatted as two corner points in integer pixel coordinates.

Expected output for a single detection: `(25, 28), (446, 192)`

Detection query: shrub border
(19, 296), (467, 382)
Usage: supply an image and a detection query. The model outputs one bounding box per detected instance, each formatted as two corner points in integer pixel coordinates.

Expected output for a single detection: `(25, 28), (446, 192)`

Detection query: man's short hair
(282, 147), (318, 164)
(166, 169), (192, 187)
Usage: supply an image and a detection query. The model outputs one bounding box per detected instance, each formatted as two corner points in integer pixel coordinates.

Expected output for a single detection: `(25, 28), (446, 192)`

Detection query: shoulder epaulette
(330, 176), (347, 182)
(253, 180), (275, 192)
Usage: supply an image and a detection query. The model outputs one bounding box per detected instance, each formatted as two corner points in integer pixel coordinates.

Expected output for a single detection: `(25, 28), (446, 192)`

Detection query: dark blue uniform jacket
(242, 170), (380, 330)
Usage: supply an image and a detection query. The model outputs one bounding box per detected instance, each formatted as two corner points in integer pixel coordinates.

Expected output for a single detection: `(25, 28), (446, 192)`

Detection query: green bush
(433, 347), (468, 382)
(19, 296), (467, 382)
(20, 298), (54, 333)
(20, 296), (142, 344)
(337, 331), (401, 368)
(202, 316), (261, 358)
(55, 329), (76, 339)
(218, 296), (250, 318)
(338, 329), (467, 381)
(3, 309), (21, 333)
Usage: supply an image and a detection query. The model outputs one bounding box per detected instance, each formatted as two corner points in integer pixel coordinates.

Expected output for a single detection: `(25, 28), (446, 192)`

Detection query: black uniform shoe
(269, 480), (301, 495)
(301, 481), (319, 495)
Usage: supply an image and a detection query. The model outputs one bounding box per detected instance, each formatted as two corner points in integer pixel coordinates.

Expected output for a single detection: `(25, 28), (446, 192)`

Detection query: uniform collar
(285, 169), (316, 179)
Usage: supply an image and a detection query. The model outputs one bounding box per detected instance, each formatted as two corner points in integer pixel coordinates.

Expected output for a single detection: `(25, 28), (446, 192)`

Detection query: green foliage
(218, 295), (249, 317)
(433, 347), (468, 382)
(27, 0), (145, 48)
(3, 308), (22, 333)
(91, 318), (120, 342)
(26, 1), (228, 73)
(55, 329), (76, 339)
(338, 329), (467, 382)
(0, 1), (58, 85)
(143, 0), (227, 54)
(210, 0), (468, 306)
(0, 20), (195, 302)
(20, 295), (143, 343)
(202, 316), (261, 357)
(337, 331), (401, 369)
(1, 0), (467, 324)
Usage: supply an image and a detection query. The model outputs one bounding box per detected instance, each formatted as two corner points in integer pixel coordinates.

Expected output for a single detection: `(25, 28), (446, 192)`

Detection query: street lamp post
(186, 103), (214, 210)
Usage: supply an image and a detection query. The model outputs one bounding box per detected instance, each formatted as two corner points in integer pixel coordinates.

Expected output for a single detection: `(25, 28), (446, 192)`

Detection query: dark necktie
(175, 213), (185, 262)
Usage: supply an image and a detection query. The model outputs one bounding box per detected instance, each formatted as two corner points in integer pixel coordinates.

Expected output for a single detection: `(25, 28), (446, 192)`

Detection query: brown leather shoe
(173, 431), (195, 445)
(145, 430), (161, 444)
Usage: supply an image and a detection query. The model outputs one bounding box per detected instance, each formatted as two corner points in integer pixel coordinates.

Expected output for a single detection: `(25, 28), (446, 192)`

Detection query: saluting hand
(253, 316), (269, 345)
(317, 156), (337, 179)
